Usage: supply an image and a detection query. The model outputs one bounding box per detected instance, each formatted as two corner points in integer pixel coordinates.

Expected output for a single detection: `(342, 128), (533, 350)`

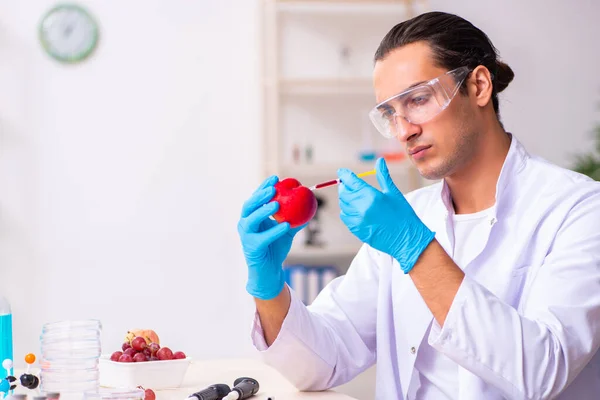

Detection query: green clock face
(39, 4), (99, 63)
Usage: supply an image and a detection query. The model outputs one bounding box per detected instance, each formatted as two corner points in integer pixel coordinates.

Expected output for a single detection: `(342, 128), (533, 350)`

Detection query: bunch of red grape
(110, 336), (186, 363)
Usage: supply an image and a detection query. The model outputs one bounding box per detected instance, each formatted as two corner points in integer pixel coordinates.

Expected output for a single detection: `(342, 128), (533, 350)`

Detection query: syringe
(308, 169), (376, 191)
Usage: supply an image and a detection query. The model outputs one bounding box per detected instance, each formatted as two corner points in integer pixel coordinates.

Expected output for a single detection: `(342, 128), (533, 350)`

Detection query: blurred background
(0, 0), (599, 398)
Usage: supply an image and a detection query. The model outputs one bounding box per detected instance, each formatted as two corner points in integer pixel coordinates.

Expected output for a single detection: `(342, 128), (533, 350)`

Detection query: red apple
(271, 178), (317, 228)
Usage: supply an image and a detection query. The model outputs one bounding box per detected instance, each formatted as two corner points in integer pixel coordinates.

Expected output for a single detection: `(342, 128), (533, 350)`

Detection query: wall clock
(39, 4), (99, 63)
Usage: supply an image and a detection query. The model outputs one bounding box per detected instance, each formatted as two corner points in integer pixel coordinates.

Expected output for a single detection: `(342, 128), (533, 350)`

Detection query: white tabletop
(164, 358), (356, 400)
(12, 358), (356, 400)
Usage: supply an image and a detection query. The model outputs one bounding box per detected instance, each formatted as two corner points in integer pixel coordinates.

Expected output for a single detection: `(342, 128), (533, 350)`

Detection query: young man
(237, 11), (600, 399)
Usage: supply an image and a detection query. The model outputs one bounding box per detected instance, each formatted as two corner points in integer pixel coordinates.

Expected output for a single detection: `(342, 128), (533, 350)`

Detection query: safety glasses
(368, 66), (472, 139)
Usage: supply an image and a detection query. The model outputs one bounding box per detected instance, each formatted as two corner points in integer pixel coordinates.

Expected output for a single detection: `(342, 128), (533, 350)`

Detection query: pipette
(184, 384), (231, 400)
(309, 169), (376, 191)
(222, 377), (260, 399)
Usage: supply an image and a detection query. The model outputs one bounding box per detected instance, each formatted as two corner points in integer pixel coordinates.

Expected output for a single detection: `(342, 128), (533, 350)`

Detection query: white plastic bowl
(99, 356), (191, 389)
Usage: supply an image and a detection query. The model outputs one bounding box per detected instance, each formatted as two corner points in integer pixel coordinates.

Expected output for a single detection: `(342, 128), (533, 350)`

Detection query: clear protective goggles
(368, 66), (472, 139)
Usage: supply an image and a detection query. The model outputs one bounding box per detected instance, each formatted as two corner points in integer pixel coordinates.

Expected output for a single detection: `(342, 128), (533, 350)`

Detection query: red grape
(148, 342), (160, 356)
(143, 347), (152, 357)
(110, 351), (123, 362)
(118, 354), (133, 363)
(156, 347), (173, 360)
(136, 386), (155, 400)
(124, 348), (137, 357)
(148, 356), (159, 361)
(131, 336), (147, 352)
(173, 351), (186, 360)
(122, 343), (132, 352)
(133, 352), (148, 362)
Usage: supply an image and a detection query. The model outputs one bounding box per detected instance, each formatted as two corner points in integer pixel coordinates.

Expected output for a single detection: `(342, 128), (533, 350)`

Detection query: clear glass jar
(39, 319), (102, 399)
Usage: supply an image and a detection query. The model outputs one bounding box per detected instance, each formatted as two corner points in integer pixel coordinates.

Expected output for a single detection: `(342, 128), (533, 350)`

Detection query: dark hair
(374, 11), (514, 117)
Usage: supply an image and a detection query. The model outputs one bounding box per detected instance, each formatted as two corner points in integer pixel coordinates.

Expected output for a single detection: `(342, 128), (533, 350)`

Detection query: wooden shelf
(279, 78), (374, 96)
(276, 0), (410, 15)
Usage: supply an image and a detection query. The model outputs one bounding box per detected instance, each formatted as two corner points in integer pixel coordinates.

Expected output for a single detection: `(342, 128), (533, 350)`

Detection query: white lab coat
(251, 135), (600, 399)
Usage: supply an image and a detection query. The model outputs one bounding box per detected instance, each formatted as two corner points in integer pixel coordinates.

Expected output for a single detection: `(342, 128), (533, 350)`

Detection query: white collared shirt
(250, 135), (600, 399)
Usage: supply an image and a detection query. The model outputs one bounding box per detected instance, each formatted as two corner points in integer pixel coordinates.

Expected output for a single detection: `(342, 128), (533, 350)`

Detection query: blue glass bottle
(0, 296), (13, 377)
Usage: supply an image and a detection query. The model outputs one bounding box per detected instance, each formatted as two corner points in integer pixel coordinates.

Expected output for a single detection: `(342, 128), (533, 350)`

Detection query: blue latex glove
(338, 158), (436, 273)
(237, 176), (305, 300)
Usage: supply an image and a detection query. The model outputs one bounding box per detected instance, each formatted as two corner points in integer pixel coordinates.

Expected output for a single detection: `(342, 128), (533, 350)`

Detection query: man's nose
(394, 115), (422, 142)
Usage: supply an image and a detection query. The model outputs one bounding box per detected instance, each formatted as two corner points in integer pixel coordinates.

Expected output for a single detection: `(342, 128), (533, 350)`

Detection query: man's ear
(468, 65), (494, 108)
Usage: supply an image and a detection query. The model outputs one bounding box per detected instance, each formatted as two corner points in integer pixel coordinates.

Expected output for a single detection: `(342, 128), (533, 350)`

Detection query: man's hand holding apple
(237, 176), (316, 300)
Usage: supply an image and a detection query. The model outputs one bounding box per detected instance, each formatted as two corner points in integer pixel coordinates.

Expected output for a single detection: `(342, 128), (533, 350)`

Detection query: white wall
(0, 0), (263, 361)
(0, 0), (599, 390)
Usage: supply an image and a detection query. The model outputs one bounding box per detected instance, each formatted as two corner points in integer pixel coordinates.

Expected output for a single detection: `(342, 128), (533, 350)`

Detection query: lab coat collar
(437, 133), (529, 217)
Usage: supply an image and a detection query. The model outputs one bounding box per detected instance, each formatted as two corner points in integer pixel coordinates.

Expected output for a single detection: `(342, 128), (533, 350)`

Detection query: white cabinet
(260, 0), (430, 264)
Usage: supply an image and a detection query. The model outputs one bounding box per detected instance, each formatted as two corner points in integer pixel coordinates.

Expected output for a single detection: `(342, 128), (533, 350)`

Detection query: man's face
(373, 41), (480, 180)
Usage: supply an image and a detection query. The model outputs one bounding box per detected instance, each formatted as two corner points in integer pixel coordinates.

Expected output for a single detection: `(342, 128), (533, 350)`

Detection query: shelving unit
(289, 242), (362, 259)
(279, 77), (373, 96)
(260, 0), (429, 266)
